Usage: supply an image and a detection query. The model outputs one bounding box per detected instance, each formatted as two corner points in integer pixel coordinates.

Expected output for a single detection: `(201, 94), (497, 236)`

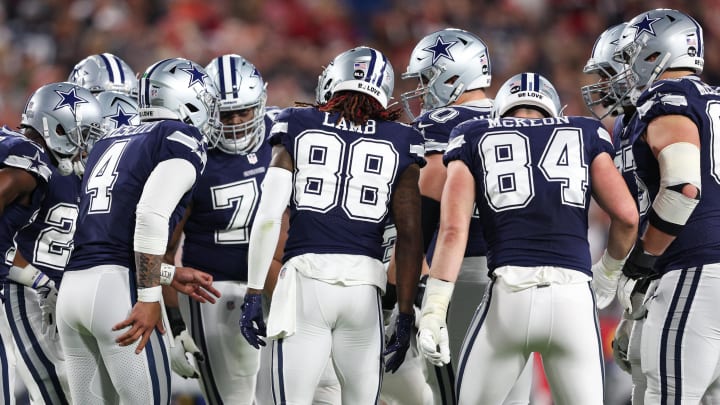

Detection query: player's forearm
(393, 237), (422, 315)
(135, 252), (162, 288)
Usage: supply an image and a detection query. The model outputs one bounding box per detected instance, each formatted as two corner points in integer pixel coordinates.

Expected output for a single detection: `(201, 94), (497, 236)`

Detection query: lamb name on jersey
(270, 107), (425, 262)
(0, 128), (52, 276)
(628, 75), (720, 272)
(181, 114), (275, 281)
(445, 116), (613, 275)
(67, 120), (207, 271)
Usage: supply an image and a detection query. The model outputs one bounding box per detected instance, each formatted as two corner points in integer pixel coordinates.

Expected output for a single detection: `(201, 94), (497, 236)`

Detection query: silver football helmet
(323, 46), (394, 108)
(96, 91), (139, 134)
(401, 28), (492, 120)
(494, 72), (562, 118)
(68, 53), (138, 96)
(205, 54), (267, 154)
(21, 82), (104, 175)
(613, 9), (704, 104)
(138, 57), (221, 140)
(581, 23), (632, 120)
(316, 59), (341, 105)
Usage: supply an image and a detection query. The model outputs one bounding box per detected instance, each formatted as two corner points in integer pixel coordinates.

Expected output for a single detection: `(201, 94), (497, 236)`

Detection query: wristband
(137, 286), (162, 302)
(160, 263), (176, 286)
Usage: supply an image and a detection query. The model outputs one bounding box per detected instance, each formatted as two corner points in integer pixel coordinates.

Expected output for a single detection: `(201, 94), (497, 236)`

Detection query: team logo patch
(247, 153), (258, 164)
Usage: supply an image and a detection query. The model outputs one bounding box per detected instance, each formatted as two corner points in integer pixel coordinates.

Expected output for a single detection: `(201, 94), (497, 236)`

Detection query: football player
(582, 22), (655, 405)
(56, 57), (221, 404)
(162, 54), (286, 404)
(418, 73), (638, 404)
(240, 46), (424, 403)
(4, 82), (105, 405)
(0, 123), (54, 405)
(401, 27), (533, 404)
(614, 9), (720, 404)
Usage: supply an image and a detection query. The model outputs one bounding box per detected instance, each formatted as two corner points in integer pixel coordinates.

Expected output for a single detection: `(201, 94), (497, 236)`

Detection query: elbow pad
(648, 142), (701, 236)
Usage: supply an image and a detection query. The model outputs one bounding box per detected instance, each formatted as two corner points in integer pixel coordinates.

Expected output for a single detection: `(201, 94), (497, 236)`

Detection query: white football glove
(170, 329), (203, 379)
(417, 278), (454, 366)
(37, 279), (59, 341)
(591, 250), (626, 309)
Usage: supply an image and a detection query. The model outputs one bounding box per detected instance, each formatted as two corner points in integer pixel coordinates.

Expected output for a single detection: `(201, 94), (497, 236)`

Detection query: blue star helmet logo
(633, 14), (662, 39)
(251, 67), (262, 80)
(423, 36), (458, 65)
(108, 103), (136, 128)
(54, 87), (88, 114)
(180, 63), (207, 88)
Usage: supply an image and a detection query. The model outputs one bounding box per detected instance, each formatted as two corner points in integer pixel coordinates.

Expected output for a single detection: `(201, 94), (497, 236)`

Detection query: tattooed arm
(113, 158), (197, 354)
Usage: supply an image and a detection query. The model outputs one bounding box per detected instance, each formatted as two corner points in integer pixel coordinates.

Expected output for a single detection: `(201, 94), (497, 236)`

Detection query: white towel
(267, 264), (297, 339)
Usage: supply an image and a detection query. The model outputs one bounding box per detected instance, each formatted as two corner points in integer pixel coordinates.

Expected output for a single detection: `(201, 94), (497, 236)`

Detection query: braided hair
(318, 91), (402, 124)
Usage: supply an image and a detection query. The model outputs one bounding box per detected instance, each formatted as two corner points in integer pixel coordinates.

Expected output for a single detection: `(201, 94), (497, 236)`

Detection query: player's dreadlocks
(318, 91), (402, 124)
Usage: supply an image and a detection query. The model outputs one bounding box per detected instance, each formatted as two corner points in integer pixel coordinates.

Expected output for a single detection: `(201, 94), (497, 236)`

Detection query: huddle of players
(0, 5), (714, 405)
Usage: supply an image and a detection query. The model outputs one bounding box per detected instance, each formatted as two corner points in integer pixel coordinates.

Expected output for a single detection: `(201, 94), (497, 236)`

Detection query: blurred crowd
(1, 0), (719, 127)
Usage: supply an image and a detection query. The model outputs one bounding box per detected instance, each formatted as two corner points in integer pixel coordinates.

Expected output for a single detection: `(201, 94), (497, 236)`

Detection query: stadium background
(1, 0), (715, 403)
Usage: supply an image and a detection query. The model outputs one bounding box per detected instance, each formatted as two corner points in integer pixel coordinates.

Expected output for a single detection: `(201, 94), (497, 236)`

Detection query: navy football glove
(383, 311), (415, 373)
(240, 293), (267, 349)
(621, 241), (659, 280)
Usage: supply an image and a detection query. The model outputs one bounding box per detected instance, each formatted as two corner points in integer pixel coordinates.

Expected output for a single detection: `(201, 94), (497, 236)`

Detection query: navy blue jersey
(0, 128), (52, 278)
(630, 75), (720, 271)
(270, 107), (425, 262)
(14, 170), (81, 284)
(67, 120), (207, 271)
(416, 103), (494, 264)
(181, 114), (274, 282)
(445, 116), (614, 275)
(612, 113), (653, 234)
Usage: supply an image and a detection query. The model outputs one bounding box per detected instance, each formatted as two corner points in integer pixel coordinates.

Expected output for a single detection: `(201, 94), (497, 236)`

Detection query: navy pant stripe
(375, 291), (383, 405)
(456, 278), (494, 399)
(189, 299), (223, 404)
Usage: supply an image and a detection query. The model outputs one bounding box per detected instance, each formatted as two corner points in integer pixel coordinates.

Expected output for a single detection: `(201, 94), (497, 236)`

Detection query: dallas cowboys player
(418, 73), (638, 404)
(240, 46), (424, 404)
(56, 57), (222, 404)
(161, 54), (282, 404)
(0, 125), (53, 405)
(582, 22), (658, 405)
(4, 82), (105, 405)
(613, 9), (720, 404)
(401, 27), (533, 404)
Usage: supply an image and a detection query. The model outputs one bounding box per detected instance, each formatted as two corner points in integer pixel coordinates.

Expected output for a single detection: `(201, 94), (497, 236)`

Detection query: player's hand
(37, 279), (59, 340)
(621, 241), (659, 280)
(113, 301), (164, 354)
(591, 262), (620, 310)
(240, 293), (266, 349)
(170, 329), (204, 379)
(417, 313), (450, 366)
(612, 316), (632, 374)
(172, 267), (221, 304)
(383, 311), (414, 373)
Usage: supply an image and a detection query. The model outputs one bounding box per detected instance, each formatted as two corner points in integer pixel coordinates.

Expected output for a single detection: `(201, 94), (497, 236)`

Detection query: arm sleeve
(134, 158), (197, 255)
(247, 167), (293, 290)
